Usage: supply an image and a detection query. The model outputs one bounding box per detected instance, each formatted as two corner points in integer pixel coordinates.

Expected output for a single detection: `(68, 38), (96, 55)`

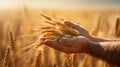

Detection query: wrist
(86, 42), (106, 58)
(84, 41), (93, 53)
(82, 41), (93, 53)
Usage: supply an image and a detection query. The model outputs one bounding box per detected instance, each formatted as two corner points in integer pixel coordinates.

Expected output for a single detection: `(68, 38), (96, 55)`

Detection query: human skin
(41, 21), (120, 65)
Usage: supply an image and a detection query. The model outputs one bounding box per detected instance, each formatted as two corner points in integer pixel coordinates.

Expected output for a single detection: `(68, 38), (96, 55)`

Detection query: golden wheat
(35, 14), (83, 67)
(1, 8), (119, 67)
(40, 14), (80, 40)
(115, 17), (120, 37)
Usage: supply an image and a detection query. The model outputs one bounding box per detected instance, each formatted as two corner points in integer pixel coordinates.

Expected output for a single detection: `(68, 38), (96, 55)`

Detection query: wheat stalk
(3, 46), (10, 67)
(35, 50), (42, 67)
(115, 17), (120, 37)
(3, 31), (16, 67)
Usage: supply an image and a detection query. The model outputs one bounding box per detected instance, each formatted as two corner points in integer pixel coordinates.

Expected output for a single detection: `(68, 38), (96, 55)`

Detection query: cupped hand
(41, 36), (90, 54)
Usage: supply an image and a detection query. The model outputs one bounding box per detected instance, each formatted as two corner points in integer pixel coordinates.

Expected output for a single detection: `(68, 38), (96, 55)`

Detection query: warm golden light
(0, 0), (22, 8)
(0, 0), (119, 9)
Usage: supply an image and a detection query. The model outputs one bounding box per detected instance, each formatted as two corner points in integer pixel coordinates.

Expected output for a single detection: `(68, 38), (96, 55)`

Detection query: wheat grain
(40, 14), (80, 39)
(40, 14), (81, 67)
(40, 26), (56, 29)
(3, 46), (11, 67)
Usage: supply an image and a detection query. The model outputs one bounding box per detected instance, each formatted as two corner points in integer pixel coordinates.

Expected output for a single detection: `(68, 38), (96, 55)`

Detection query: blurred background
(0, 0), (120, 8)
(0, 0), (120, 67)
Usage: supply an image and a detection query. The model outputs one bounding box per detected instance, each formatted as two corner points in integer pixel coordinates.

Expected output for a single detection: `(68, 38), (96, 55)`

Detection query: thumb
(64, 20), (78, 29)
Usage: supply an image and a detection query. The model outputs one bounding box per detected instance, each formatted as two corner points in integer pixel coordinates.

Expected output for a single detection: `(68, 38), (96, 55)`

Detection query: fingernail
(44, 39), (52, 44)
(64, 20), (70, 25)
(40, 38), (47, 41)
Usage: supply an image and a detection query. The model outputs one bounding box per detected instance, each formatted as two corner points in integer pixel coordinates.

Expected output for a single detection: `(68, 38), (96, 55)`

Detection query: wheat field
(0, 7), (120, 67)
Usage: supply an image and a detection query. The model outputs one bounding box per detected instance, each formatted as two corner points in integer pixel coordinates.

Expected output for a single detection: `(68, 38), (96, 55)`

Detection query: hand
(64, 21), (91, 38)
(41, 36), (90, 53)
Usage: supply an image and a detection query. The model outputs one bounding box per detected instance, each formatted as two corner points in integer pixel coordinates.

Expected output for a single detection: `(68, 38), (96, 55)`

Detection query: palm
(42, 36), (89, 53)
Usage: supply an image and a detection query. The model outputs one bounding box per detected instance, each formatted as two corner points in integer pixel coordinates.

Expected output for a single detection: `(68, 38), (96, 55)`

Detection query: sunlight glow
(0, 0), (119, 9)
(0, 0), (22, 8)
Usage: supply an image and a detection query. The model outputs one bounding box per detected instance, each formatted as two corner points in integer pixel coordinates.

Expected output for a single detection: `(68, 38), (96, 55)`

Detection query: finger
(60, 38), (73, 44)
(64, 20), (79, 29)
(43, 40), (73, 53)
(59, 38), (79, 47)
(64, 21), (89, 36)
(73, 36), (86, 39)
(40, 37), (47, 41)
(73, 36), (89, 42)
